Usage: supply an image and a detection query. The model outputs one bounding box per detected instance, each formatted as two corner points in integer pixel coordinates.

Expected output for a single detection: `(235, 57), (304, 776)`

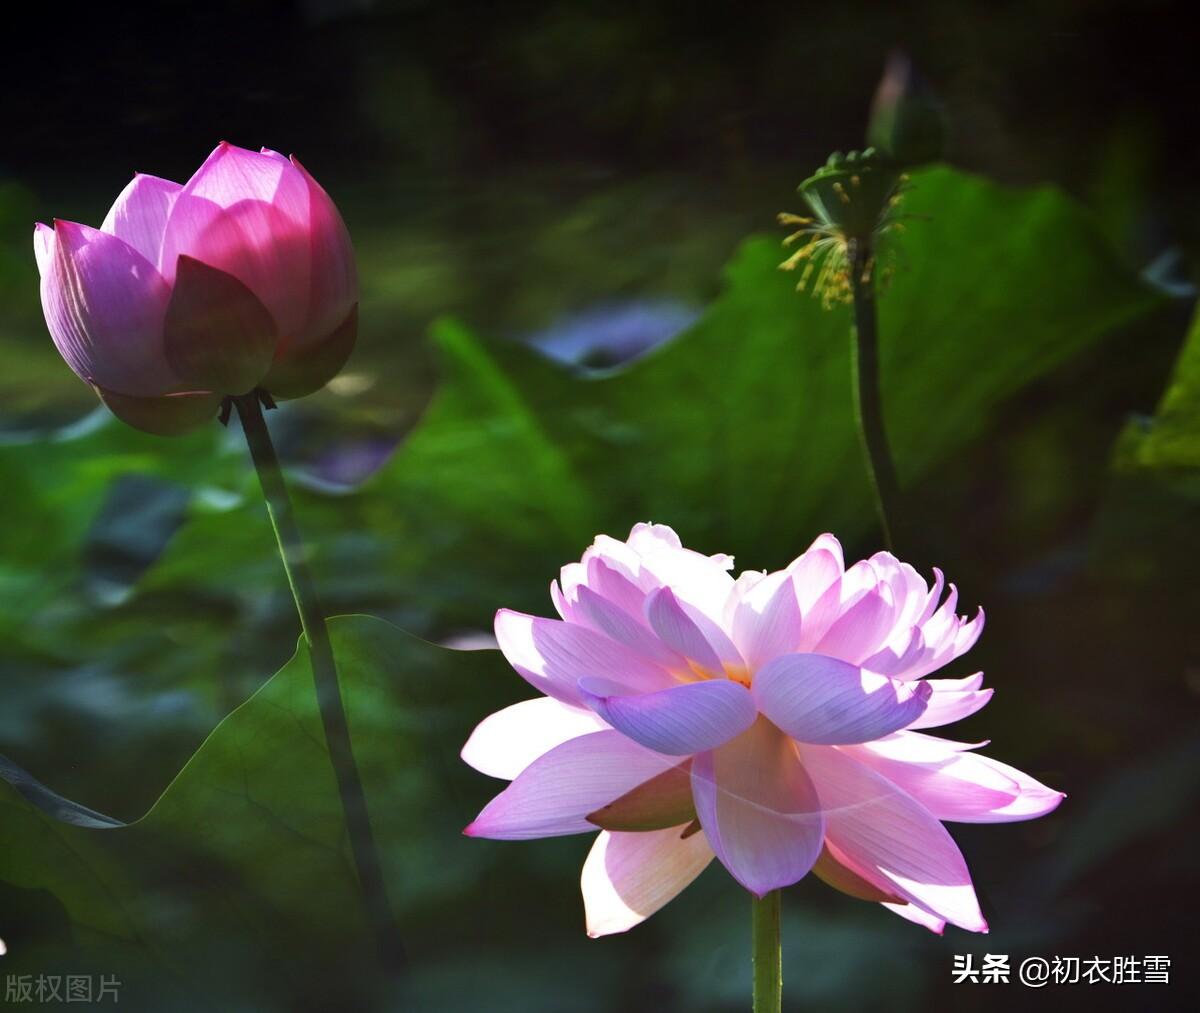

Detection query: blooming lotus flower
(463, 524), (1063, 937)
(34, 142), (357, 435)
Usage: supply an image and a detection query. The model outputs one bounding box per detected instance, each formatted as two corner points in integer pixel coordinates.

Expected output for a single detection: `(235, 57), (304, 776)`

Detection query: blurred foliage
(3, 160), (1196, 1011)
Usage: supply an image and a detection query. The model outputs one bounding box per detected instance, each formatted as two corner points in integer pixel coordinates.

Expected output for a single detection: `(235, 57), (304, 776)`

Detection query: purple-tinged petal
(799, 743), (988, 932)
(646, 587), (742, 675)
(582, 826), (713, 937)
(906, 681), (993, 730)
(573, 585), (685, 669)
(40, 221), (177, 397)
(928, 673), (984, 692)
(869, 553), (929, 631)
(461, 697), (607, 780)
(101, 173), (181, 265)
(753, 653), (931, 745)
(812, 583), (897, 664)
(464, 730), (678, 840)
(861, 626), (926, 678)
(162, 255), (277, 394)
(584, 556), (650, 618)
(579, 677), (757, 756)
(916, 568), (946, 625)
(494, 610), (677, 706)
(788, 544), (843, 613)
(793, 577), (845, 649)
(96, 387), (222, 436)
(731, 572), (803, 671)
(848, 733), (1066, 822)
(839, 734), (1018, 822)
(691, 718), (825, 897)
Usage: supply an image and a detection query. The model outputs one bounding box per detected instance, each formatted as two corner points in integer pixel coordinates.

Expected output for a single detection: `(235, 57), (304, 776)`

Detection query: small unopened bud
(867, 51), (945, 166)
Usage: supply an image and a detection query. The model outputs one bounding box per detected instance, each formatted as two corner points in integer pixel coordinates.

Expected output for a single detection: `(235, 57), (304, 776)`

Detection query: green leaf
(361, 166), (1162, 624)
(1115, 302), (1200, 472)
(0, 616), (512, 1009)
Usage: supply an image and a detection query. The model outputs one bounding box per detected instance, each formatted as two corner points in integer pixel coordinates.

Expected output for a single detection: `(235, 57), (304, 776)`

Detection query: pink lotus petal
(573, 585), (685, 669)
(646, 586), (740, 675)
(281, 155), (358, 353)
(494, 609), (677, 706)
(626, 521), (684, 553)
(753, 653), (931, 745)
(33, 222), (55, 277)
(579, 535), (644, 590)
(182, 141), (309, 223)
(793, 576), (845, 649)
(799, 743), (987, 932)
(461, 697), (608, 780)
(927, 673), (985, 692)
(584, 557), (650, 617)
(731, 571), (803, 671)
(162, 256), (277, 394)
(629, 523), (735, 620)
(916, 568), (946, 625)
(852, 734), (1065, 822)
(869, 553), (929, 631)
(906, 684), (993, 729)
(861, 626), (926, 677)
(40, 221), (177, 397)
(691, 718), (825, 896)
(159, 194), (309, 338)
(883, 899), (946, 934)
(789, 545), (843, 613)
(465, 730), (677, 840)
(812, 583), (897, 663)
(578, 677), (757, 756)
(840, 733), (1019, 822)
(582, 827), (714, 937)
(259, 303), (357, 400)
(96, 388), (222, 437)
(100, 173), (181, 265)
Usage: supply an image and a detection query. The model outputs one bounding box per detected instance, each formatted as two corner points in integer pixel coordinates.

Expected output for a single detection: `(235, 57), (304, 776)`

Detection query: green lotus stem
(848, 239), (901, 551)
(752, 890), (782, 1013)
(234, 392), (405, 975)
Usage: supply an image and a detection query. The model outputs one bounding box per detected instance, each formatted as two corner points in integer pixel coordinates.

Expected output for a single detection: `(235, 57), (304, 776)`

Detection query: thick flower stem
(233, 392), (406, 976)
(848, 240), (901, 552)
(752, 890), (782, 1013)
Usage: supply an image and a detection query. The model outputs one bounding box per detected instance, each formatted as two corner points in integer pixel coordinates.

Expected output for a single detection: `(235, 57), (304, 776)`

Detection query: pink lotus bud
(34, 142), (358, 435)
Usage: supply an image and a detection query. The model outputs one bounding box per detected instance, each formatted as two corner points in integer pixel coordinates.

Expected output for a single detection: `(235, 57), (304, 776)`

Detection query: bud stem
(752, 889), (782, 1013)
(233, 392), (406, 978)
(848, 240), (901, 551)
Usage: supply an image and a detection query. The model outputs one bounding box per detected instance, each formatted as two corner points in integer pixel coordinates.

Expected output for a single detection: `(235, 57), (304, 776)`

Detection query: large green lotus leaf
(0, 615), (617, 1010)
(359, 166), (1162, 626)
(1114, 302), (1200, 472)
(1096, 302), (1200, 583)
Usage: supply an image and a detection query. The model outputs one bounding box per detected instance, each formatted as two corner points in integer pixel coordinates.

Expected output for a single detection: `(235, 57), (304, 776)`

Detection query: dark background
(1, 2), (1197, 1011)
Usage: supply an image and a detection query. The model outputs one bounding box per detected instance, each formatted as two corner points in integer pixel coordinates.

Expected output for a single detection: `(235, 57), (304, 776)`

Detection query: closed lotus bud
(866, 51), (946, 166)
(34, 142), (358, 435)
